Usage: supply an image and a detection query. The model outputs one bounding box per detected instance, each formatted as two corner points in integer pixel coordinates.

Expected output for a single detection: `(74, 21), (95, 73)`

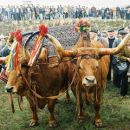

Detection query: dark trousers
(113, 68), (120, 87)
(107, 61), (112, 80)
(119, 71), (128, 96)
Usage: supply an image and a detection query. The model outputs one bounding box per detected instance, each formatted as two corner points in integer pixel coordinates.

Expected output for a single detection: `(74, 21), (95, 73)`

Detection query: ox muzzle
(5, 85), (16, 93)
(82, 76), (97, 87)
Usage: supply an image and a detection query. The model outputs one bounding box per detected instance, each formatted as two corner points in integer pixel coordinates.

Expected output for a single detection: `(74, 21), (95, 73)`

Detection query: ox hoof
(49, 120), (57, 127)
(29, 120), (39, 127)
(95, 119), (102, 128)
(65, 98), (71, 103)
(78, 116), (84, 123)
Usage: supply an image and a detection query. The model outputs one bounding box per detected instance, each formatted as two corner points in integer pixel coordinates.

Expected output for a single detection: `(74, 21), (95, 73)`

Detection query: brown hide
(69, 39), (110, 127)
(6, 53), (70, 127)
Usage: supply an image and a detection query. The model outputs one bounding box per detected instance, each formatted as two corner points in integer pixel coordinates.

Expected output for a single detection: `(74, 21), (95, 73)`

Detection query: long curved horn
(46, 34), (77, 58)
(99, 33), (130, 55)
(76, 33), (130, 56)
(46, 34), (64, 58)
(47, 33), (130, 57)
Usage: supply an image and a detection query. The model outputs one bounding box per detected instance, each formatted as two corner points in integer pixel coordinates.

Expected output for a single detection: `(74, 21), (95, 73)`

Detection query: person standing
(107, 29), (116, 81)
(112, 29), (127, 87)
(115, 30), (130, 98)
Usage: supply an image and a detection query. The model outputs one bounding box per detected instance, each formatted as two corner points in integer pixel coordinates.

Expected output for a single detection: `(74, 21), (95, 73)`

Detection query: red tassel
(15, 30), (22, 43)
(39, 24), (48, 37)
(10, 32), (15, 38)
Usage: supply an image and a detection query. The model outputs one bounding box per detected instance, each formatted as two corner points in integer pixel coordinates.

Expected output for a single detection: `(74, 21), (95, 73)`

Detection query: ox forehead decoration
(74, 19), (91, 33)
(6, 30), (23, 71)
(28, 24), (48, 66)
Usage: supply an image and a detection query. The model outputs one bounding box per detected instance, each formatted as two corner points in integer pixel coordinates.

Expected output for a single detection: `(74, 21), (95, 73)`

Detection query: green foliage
(0, 82), (130, 130)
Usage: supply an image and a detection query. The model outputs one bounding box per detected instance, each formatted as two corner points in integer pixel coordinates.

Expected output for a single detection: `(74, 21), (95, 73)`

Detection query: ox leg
(65, 90), (70, 102)
(29, 104), (39, 127)
(71, 86), (84, 122)
(77, 93), (84, 122)
(26, 96), (39, 127)
(77, 99), (84, 123)
(94, 103), (102, 127)
(48, 100), (57, 127)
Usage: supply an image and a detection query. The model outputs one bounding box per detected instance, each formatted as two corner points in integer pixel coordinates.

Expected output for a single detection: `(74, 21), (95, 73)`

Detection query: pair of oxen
(3, 24), (130, 128)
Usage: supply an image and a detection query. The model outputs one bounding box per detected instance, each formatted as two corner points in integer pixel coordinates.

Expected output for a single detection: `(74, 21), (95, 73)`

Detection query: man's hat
(107, 29), (114, 32)
(118, 29), (128, 35)
(90, 28), (98, 33)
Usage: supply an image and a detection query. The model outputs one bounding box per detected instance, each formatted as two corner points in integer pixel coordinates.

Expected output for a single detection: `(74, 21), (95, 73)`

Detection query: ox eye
(17, 73), (22, 77)
(96, 65), (99, 69)
(78, 66), (81, 69)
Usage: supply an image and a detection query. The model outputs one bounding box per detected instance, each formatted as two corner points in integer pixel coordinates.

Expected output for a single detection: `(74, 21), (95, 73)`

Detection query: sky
(0, 0), (129, 7)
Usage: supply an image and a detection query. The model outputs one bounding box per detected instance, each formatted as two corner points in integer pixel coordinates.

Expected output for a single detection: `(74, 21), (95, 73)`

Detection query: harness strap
(18, 95), (23, 111)
(9, 93), (15, 113)
(21, 71), (71, 100)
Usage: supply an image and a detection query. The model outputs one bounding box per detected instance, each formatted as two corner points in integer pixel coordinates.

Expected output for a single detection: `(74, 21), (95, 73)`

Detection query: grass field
(0, 82), (130, 130)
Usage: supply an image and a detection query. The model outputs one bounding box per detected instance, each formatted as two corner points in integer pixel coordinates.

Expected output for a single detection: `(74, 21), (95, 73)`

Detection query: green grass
(0, 82), (130, 130)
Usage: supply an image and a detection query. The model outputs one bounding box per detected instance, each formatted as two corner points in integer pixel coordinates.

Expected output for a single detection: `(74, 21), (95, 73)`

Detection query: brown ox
(59, 19), (130, 127)
(68, 42), (109, 127)
(71, 26), (130, 127)
(5, 34), (72, 127)
(46, 30), (130, 127)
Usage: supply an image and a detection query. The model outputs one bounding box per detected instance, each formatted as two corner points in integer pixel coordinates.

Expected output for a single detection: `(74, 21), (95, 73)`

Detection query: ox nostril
(5, 86), (13, 93)
(86, 76), (95, 83)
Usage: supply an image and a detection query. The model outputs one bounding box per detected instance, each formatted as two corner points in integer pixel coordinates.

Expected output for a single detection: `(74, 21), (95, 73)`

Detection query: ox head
(5, 48), (30, 95)
(76, 53), (101, 103)
(5, 38), (30, 95)
(77, 55), (99, 88)
(5, 64), (29, 94)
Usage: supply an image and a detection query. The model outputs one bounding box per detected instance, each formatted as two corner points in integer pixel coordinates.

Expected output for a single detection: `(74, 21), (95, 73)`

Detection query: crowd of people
(0, 5), (130, 21)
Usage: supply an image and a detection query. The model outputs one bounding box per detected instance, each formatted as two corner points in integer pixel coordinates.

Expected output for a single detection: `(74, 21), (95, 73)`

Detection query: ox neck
(83, 39), (91, 47)
(80, 34), (91, 47)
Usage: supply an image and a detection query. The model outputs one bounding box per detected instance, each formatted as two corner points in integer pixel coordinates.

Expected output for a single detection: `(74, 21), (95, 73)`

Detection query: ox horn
(76, 33), (130, 56)
(46, 34), (77, 58)
(46, 34), (64, 58)
(99, 33), (130, 55)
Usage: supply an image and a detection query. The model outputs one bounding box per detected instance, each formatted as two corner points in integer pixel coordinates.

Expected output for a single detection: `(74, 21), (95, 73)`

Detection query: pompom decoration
(15, 30), (22, 43)
(39, 24), (48, 37)
(74, 19), (91, 33)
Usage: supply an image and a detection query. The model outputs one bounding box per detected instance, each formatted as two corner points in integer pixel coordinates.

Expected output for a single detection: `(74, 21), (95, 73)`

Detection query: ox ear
(18, 47), (30, 64)
(39, 48), (47, 62)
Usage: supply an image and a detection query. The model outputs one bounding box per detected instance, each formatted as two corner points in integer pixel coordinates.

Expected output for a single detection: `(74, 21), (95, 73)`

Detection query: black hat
(90, 28), (98, 33)
(107, 29), (114, 32)
(118, 30), (128, 35)
(118, 28), (124, 32)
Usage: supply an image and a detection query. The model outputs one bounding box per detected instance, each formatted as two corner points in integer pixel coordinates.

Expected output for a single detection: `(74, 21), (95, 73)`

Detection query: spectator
(107, 29), (116, 81)
(89, 28), (108, 47)
(115, 30), (130, 98)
